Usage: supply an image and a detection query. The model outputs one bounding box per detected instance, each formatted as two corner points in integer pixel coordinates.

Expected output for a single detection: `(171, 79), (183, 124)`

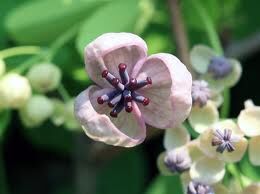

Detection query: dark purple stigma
(208, 56), (232, 79)
(211, 129), (235, 153)
(97, 63), (152, 118)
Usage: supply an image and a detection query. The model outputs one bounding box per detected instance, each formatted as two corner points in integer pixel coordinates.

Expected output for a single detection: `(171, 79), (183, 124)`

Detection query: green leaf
(22, 122), (74, 155)
(5, 0), (107, 44)
(76, 0), (140, 55)
(0, 110), (11, 140)
(96, 148), (147, 194)
(144, 175), (183, 194)
(239, 151), (260, 181)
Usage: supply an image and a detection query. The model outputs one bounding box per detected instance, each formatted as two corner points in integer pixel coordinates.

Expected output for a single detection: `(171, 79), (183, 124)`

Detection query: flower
(191, 80), (211, 107)
(190, 45), (242, 92)
(74, 33), (192, 147)
(27, 63), (61, 93)
(159, 124), (226, 185)
(157, 125), (191, 175)
(0, 73), (31, 109)
(238, 100), (260, 165)
(163, 148), (191, 173)
(19, 95), (54, 127)
(199, 120), (248, 163)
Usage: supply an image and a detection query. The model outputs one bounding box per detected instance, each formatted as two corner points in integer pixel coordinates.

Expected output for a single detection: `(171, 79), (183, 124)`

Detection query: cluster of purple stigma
(97, 63), (152, 118)
(212, 129), (235, 153)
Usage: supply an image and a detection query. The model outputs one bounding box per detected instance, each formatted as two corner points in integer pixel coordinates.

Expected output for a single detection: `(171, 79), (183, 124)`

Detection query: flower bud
(0, 59), (6, 77)
(191, 80), (211, 107)
(164, 148), (191, 173)
(27, 63), (61, 93)
(187, 181), (214, 194)
(0, 73), (31, 109)
(19, 95), (53, 128)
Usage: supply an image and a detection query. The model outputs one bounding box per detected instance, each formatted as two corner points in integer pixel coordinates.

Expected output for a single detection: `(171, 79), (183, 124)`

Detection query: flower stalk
(167, 0), (195, 77)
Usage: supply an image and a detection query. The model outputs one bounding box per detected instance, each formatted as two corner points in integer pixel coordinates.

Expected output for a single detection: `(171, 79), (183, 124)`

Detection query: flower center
(211, 129), (235, 153)
(97, 63), (152, 118)
(208, 56), (232, 79)
(191, 80), (211, 107)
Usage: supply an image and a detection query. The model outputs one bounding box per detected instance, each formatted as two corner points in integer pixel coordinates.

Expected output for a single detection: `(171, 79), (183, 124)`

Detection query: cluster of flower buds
(0, 59), (79, 131)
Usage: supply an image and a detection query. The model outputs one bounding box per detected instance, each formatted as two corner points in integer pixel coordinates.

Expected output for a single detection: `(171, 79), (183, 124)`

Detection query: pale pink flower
(74, 33), (192, 147)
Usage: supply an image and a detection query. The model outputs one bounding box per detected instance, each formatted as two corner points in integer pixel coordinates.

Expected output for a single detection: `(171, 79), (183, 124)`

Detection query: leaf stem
(220, 88), (230, 118)
(58, 84), (71, 102)
(167, 0), (195, 77)
(0, 46), (41, 59)
(190, 1), (223, 55)
(227, 163), (245, 189)
(13, 23), (80, 74)
(47, 23), (81, 61)
(191, 1), (231, 118)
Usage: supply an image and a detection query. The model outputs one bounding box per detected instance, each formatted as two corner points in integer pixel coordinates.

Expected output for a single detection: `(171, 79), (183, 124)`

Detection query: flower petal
(188, 101), (219, 134)
(85, 33), (147, 87)
(190, 156), (225, 185)
(249, 136), (260, 166)
(163, 125), (190, 151)
(74, 85), (146, 147)
(202, 58), (242, 92)
(186, 140), (205, 161)
(132, 53), (192, 128)
(220, 137), (248, 163)
(238, 106), (260, 137)
(190, 45), (216, 74)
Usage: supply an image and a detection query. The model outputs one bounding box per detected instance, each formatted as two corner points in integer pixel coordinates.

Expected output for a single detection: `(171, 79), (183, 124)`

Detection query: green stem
(220, 88), (230, 118)
(191, 1), (231, 118)
(0, 46), (41, 59)
(13, 53), (46, 74)
(227, 163), (245, 189)
(13, 23), (80, 74)
(46, 23), (81, 61)
(191, 1), (223, 55)
(58, 84), (71, 102)
(0, 144), (8, 194)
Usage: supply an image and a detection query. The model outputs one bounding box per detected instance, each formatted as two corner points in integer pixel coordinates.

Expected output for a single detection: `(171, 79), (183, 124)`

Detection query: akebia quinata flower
(190, 45), (242, 92)
(74, 33), (192, 147)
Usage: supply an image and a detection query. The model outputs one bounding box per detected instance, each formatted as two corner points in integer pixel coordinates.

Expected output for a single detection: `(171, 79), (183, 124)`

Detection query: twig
(167, 0), (195, 77)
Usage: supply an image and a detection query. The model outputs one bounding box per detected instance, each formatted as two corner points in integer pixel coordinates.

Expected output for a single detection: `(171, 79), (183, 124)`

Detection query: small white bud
(0, 73), (31, 109)
(0, 59), (6, 77)
(19, 95), (54, 128)
(50, 98), (66, 126)
(27, 63), (61, 93)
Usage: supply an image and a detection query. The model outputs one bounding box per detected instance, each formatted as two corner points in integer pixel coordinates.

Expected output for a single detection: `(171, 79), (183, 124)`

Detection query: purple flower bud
(187, 181), (214, 194)
(208, 57), (232, 79)
(164, 149), (191, 173)
(191, 80), (211, 107)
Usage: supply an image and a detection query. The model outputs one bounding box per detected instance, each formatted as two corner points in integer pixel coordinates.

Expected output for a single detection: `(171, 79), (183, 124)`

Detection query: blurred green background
(0, 0), (260, 194)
